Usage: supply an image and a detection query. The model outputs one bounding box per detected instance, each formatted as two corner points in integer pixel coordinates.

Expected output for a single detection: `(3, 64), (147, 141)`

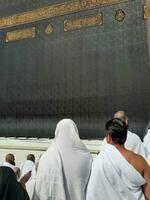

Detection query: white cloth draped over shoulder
(147, 155), (150, 166)
(20, 160), (35, 178)
(2, 162), (15, 170)
(26, 165), (37, 199)
(143, 129), (150, 159)
(101, 130), (146, 158)
(27, 119), (92, 200)
(86, 144), (146, 200)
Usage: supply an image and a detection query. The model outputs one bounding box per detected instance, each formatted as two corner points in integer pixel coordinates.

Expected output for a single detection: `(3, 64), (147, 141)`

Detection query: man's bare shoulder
(121, 147), (150, 200)
(127, 149), (144, 159)
(122, 148), (146, 175)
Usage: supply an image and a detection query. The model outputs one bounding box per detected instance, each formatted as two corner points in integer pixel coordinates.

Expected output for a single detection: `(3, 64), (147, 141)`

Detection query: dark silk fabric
(0, 167), (29, 200)
(0, 0), (149, 139)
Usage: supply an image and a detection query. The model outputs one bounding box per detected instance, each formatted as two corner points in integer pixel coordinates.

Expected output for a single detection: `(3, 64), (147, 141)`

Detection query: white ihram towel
(86, 144), (145, 200)
(20, 160), (35, 178)
(143, 129), (150, 159)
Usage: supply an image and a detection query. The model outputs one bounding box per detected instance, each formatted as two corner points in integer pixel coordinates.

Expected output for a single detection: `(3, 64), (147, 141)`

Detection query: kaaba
(0, 0), (150, 138)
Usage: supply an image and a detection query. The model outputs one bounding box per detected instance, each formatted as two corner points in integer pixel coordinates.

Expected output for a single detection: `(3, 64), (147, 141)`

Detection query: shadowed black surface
(0, 0), (149, 139)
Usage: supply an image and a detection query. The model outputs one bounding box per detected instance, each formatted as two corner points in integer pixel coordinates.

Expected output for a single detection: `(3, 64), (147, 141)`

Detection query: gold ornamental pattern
(5, 27), (36, 42)
(115, 9), (125, 22)
(64, 13), (102, 31)
(0, 0), (128, 29)
(144, 5), (150, 19)
(45, 24), (54, 35)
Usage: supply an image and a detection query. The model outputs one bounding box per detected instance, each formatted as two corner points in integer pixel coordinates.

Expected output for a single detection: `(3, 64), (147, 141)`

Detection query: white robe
(101, 130), (146, 158)
(2, 162), (15, 169)
(27, 143), (67, 200)
(143, 129), (150, 158)
(27, 119), (92, 200)
(26, 165), (38, 199)
(20, 160), (35, 177)
(86, 144), (146, 200)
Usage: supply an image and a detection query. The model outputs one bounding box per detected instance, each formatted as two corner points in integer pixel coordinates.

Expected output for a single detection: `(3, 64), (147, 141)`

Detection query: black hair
(27, 154), (35, 162)
(105, 118), (127, 145)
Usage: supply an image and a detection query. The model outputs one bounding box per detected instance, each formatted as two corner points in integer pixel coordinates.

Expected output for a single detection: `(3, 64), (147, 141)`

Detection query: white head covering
(86, 144), (145, 200)
(27, 119), (92, 200)
(55, 119), (92, 200)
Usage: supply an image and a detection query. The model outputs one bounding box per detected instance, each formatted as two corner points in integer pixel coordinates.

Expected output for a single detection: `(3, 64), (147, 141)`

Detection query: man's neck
(113, 143), (125, 152)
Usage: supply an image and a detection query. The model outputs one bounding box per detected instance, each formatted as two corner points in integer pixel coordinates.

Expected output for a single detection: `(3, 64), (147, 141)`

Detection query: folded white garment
(143, 129), (150, 158)
(86, 144), (145, 200)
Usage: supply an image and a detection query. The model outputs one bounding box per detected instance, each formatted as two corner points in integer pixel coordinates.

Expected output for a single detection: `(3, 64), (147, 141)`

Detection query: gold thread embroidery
(5, 27), (35, 42)
(0, 0), (128, 29)
(64, 13), (102, 31)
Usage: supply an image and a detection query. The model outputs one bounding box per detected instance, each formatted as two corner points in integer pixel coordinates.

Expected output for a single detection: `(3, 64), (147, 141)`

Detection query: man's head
(114, 110), (129, 127)
(27, 154), (35, 163)
(5, 154), (15, 166)
(106, 118), (128, 145)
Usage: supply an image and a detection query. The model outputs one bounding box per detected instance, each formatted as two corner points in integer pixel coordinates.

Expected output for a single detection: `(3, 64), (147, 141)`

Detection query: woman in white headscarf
(27, 119), (92, 200)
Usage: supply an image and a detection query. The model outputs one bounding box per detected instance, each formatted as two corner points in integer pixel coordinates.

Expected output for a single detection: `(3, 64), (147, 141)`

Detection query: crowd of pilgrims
(0, 111), (150, 200)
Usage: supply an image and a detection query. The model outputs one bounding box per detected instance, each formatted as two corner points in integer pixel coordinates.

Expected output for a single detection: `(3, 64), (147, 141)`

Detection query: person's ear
(106, 134), (113, 144)
(125, 117), (129, 127)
